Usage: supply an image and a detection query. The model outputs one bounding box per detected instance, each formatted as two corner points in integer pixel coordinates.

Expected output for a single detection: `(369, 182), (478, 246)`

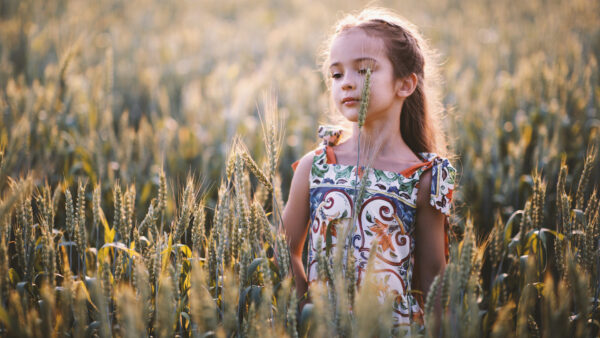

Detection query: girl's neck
(348, 113), (418, 165)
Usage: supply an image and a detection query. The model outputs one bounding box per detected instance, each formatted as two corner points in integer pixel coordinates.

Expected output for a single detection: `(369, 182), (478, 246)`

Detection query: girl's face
(328, 28), (404, 125)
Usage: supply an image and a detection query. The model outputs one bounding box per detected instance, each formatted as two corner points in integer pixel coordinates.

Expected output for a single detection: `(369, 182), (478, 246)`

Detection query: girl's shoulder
(291, 149), (319, 173)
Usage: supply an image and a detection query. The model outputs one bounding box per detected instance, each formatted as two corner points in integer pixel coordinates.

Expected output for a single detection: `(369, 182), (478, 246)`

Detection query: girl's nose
(341, 74), (356, 90)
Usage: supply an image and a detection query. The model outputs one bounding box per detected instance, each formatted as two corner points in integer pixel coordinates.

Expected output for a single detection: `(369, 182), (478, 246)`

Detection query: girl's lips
(342, 98), (360, 106)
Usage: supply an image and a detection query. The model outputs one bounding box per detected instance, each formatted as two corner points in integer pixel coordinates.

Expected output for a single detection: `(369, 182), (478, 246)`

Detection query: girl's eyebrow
(354, 57), (377, 65)
(329, 57), (378, 69)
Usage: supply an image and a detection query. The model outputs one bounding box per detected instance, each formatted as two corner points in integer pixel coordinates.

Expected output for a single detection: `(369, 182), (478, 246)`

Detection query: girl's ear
(396, 73), (418, 98)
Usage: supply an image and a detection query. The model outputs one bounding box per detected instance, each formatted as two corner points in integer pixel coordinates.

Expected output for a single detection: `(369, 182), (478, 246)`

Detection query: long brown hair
(321, 8), (449, 158)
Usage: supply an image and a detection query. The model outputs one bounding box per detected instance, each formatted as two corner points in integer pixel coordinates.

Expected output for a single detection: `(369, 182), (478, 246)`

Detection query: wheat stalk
(286, 288), (299, 338)
(113, 184), (125, 241)
(158, 169), (167, 235)
(190, 260), (217, 335)
(424, 274), (441, 337)
(75, 180), (87, 272)
(238, 142), (273, 192)
(172, 178), (193, 243)
(155, 270), (176, 338)
(576, 143), (597, 210)
(191, 201), (206, 256)
(92, 185), (101, 249)
(133, 258), (152, 332)
(0, 234), (8, 305)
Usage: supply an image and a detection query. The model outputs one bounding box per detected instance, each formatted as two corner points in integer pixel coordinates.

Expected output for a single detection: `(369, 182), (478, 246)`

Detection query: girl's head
(322, 8), (447, 156)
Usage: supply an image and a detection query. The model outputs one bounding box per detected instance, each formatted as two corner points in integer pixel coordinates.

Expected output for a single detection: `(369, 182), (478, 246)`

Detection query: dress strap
(417, 152), (457, 261)
(317, 125), (343, 146)
(428, 156), (456, 216)
(315, 125), (342, 166)
(291, 126), (343, 171)
(324, 145), (337, 164)
(399, 160), (434, 178)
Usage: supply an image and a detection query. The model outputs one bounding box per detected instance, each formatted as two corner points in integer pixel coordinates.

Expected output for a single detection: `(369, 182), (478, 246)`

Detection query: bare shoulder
(288, 150), (316, 195)
(416, 168), (433, 209)
(294, 150), (317, 176)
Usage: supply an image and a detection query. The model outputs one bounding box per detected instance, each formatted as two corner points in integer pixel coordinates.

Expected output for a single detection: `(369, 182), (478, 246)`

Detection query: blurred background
(1, 0), (599, 234)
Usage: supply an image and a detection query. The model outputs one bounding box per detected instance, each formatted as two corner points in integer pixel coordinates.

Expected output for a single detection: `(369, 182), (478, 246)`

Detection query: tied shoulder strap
(291, 125), (344, 171)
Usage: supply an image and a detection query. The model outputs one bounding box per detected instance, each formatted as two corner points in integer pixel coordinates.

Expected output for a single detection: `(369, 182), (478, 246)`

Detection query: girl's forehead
(329, 28), (386, 64)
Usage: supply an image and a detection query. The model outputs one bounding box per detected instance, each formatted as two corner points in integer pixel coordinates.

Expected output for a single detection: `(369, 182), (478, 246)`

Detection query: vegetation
(0, 0), (599, 336)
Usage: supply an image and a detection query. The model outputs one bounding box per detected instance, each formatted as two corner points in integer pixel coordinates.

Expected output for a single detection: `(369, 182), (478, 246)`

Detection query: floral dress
(298, 125), (456, 329)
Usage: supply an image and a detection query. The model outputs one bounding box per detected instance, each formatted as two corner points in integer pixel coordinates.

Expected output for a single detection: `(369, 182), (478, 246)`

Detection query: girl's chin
(339, 110), (359, 122)
(342, 115), (359, 123)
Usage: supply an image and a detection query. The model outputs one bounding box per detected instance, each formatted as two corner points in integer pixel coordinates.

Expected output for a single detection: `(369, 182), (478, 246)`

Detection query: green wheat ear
(358, 68), (371, 129)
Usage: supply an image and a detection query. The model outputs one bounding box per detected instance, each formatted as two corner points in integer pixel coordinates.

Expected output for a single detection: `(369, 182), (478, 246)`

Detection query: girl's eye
(358, 68), (370, 75)
(331, 72), (343, 79)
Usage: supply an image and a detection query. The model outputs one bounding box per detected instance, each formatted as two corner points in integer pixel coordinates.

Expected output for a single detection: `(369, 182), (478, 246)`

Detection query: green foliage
(0, 138), (598, 336)
(0, 0), (599, 336)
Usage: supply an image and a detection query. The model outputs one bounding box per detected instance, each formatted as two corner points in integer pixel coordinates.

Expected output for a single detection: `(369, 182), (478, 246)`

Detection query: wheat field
(0, 0), (599, 336)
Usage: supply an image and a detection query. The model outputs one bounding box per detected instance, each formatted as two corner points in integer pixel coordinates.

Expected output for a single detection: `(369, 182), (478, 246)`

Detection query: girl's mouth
(342, 97), (360, 106)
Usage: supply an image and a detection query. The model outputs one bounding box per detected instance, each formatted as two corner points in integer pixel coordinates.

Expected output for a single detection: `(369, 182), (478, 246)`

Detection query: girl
(283, 8), (456, 329)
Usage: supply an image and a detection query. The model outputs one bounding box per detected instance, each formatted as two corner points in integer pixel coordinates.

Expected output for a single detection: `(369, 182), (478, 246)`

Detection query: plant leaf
(100, 208), (115, 244)
(8, 268), (20, 285)
(73, 280), (98, 311)
(504, 210), (524, 247)
(299, 303), (314, 337)
(0, 305), (9, 326)
(247, 258), (265, 280)
(161, 234), (173, 274)
(99, 242), (140, 258)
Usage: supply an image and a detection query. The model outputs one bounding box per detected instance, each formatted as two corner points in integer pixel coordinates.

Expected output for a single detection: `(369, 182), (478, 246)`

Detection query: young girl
(283, 8), (456, 329)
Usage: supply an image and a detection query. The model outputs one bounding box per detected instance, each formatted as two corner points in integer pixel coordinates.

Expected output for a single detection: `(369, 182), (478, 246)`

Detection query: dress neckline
(323, 145), (435, 179)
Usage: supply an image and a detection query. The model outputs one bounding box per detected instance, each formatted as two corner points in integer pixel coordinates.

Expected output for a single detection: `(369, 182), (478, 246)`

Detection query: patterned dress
(299, 125), (456, 328)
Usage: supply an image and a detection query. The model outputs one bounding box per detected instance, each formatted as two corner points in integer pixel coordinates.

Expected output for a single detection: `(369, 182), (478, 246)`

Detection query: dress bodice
(304, 125), (456, 328)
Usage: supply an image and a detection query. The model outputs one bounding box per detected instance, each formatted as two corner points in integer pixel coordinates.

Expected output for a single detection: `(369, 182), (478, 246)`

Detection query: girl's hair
(321, 8), (449, 157)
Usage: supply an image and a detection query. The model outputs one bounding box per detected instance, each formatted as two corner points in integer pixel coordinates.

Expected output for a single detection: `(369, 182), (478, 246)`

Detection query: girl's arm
(283, 152), (313, 305)
(414, 170), (447, 322)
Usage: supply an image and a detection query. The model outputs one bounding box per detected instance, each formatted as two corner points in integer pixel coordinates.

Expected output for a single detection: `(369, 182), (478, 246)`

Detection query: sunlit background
(0, 0), (599, 335)
(2, 0), (598, 226)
